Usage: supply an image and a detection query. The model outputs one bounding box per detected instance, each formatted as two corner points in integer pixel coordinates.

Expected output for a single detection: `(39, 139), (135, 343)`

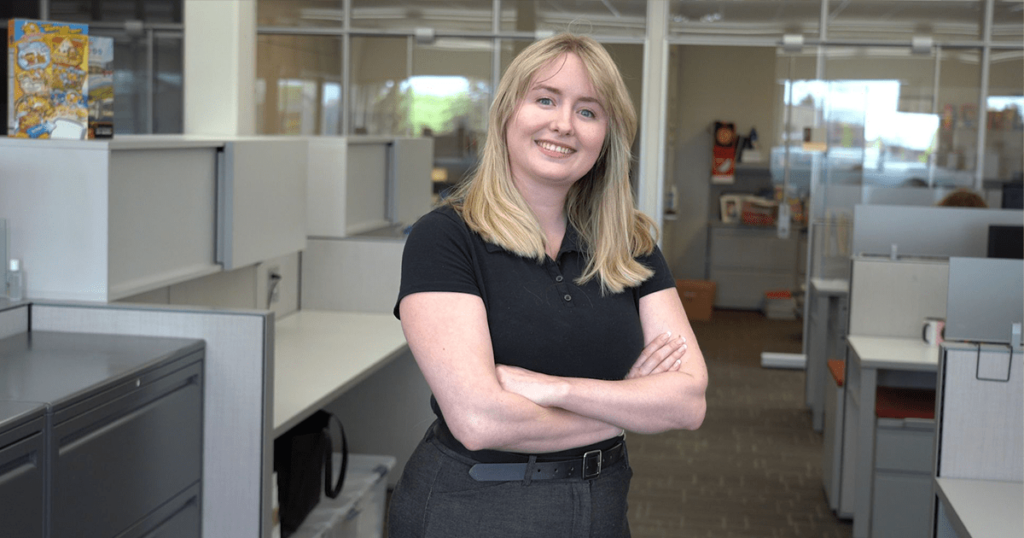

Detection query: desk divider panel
(848, 257), (949, 338)
(937, 345), (1023, 481)
(946, 257), (1024, 345)
(0, 305), (29, 340)
(852, 205), (1023, 258)
(30, 303), (273, 538)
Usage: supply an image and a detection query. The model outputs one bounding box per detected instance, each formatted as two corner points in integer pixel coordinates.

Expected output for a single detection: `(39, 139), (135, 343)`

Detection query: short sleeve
(394, 208), (482, 319)
(637, 245), (676, 298)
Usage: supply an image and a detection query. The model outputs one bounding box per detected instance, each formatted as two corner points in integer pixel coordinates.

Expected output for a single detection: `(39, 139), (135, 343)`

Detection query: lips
(536, 140), (575, 155)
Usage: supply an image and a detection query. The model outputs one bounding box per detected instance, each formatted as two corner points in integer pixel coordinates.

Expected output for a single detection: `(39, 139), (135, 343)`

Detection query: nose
(550, 105), (573, 135)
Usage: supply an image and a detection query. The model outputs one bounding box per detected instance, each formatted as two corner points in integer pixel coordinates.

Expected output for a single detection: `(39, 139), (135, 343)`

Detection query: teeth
(538, 141), (573, 154)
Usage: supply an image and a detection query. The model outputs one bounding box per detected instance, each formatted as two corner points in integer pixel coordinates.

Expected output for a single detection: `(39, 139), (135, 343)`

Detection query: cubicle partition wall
(851, 204), (1024, 258)
(0, 303), (29, 340)
(805, 203), (1024, 433)
(27, 302), (274, 538)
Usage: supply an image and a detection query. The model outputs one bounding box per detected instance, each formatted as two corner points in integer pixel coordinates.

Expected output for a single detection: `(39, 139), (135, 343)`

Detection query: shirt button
(555, 275), (564, 282)
(563, 294), (572, 302)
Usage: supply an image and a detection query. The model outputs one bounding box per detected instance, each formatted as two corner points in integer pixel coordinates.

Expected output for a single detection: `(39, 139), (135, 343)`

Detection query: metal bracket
(975, 343), (1013, 383)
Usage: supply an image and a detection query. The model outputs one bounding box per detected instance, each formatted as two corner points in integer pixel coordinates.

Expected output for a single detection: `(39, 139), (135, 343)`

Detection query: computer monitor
(987, 225), (1024, 259)
(1002, 182), (1023, 209)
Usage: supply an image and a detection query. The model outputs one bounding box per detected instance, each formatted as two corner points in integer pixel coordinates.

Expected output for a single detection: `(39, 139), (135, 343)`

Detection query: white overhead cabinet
(0, 136), (223, 302)
(0, 135), (309, 302)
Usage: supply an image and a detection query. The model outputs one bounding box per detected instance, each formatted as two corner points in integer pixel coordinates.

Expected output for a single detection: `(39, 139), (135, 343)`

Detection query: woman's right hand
(625, 331), (687, 379)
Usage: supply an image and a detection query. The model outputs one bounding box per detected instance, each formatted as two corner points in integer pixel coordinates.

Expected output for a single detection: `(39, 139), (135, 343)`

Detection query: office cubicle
(931, 257), (1023, 538)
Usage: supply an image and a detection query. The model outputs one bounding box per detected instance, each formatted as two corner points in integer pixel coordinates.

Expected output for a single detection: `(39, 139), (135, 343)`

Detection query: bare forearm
(547, 371), (707, 434)
(443, 389), (623, 453)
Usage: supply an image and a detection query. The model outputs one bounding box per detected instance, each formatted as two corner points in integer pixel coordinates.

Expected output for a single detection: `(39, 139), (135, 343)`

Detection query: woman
(389, 33), (708, 537)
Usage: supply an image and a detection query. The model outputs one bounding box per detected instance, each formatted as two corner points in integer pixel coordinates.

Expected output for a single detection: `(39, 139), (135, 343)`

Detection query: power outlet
(266, 266), (282, 308)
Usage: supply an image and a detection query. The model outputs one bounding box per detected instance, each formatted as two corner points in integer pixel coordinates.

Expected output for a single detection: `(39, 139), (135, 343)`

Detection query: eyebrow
(531, 84), (603, 107)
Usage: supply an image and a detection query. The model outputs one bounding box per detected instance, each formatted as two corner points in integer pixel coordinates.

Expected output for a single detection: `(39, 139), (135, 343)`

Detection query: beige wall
(662, 45), (780, 280)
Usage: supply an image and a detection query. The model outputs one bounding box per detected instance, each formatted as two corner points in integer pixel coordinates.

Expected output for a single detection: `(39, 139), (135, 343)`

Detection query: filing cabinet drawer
(51, 362), (202, 538)
(0, 425), (46, 538)
(875, 417), (935, 473)
(114, 484), (201, 538)
(871, 472), (932, 538)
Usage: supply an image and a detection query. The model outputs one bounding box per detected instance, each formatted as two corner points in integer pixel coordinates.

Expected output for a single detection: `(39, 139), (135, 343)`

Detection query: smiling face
(505, 52), (608, 198)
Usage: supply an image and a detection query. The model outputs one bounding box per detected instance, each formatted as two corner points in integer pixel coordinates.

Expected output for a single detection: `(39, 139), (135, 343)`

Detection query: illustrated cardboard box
(676, 279), (716, 322)
(7, 19), (90, 139)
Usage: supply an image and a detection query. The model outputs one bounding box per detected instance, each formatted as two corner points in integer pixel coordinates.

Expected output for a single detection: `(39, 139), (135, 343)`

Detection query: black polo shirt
(395, 205), (676, 383)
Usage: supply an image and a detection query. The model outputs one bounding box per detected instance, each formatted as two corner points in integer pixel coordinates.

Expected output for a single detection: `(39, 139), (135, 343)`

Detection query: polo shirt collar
(484, 220), (583, 259)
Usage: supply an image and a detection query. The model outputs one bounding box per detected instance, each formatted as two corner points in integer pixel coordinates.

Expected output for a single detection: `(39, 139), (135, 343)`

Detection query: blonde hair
(446, 33), (657, 294)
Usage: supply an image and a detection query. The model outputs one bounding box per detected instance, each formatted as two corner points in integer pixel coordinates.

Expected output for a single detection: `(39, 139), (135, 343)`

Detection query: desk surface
(847, 335), (939, 371)
(273, 310), (408, 437)
(811, 278), (850, 295)
(935, 478), (1023, 537)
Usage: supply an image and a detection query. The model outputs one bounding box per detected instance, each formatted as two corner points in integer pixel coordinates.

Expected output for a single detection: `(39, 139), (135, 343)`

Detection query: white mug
(923, 318), (945, 346)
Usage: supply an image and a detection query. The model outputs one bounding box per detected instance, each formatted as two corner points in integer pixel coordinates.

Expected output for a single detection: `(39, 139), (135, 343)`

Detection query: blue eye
(580, 109), (596, 119)
(537, 97), (553, 106)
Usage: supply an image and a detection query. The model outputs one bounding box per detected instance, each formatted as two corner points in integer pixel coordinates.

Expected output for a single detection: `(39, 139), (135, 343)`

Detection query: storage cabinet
(0, 402), (47, 538)
(0, 331), (205, 538)
(871, 417), (935, 538)
(0, 136), (222, 302)
(707, 223), (807, 309)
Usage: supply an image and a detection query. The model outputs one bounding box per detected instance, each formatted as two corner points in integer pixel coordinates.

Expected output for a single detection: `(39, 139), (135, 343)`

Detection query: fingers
(628, 331), (687, 378)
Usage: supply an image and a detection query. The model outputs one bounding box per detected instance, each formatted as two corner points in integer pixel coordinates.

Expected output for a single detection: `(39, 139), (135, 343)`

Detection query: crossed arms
(398, 286), (708, 454)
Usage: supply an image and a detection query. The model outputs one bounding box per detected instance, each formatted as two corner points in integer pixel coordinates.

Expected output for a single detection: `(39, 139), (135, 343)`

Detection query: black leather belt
(468, 443), (625, 481)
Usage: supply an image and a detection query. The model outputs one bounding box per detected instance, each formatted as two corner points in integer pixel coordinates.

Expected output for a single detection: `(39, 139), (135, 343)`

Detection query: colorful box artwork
(7, 19), (90, 139)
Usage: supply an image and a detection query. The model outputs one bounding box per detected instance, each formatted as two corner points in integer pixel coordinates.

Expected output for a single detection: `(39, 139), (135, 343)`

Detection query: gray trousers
(387, 425), (632, 538)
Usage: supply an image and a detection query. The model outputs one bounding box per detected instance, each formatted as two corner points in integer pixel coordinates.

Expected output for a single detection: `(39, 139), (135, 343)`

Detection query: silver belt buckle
(582, 449), (602, 479)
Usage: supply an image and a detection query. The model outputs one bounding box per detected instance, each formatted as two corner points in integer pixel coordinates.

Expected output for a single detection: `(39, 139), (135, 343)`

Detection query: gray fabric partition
(852, 205), (1023, 258)
(0, 304), (29, 340)
(946, 257), (1024, 345)
(30, 302), (273, 538)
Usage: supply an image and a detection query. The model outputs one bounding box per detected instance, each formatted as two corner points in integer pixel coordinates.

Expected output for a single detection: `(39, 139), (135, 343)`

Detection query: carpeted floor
(627, 309), (853, 537)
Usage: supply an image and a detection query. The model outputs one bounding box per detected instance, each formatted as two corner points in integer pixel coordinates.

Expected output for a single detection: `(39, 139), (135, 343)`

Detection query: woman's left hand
(495, 364), (562, 408)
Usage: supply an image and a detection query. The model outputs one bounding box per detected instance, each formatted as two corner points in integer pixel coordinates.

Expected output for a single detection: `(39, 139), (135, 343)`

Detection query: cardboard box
(676, 279), (716, 322)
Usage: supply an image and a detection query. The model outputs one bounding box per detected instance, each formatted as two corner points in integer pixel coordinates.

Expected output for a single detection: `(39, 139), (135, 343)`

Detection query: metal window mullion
(975, 0), (994, 191)
(342, 0), (351, 135)
(40, 0), (49, 19)
(147, 27), (155, 134)
(817, 0), (827, 80)
(492, 0), (501, 104)
(929, 45), (942, 188)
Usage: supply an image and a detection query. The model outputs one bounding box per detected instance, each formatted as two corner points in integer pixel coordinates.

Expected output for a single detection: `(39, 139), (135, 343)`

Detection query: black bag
(273, 410), (348, 537)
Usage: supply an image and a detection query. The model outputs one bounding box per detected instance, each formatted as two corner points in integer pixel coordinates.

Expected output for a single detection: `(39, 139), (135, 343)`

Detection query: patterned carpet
(627, 309), (853, 538)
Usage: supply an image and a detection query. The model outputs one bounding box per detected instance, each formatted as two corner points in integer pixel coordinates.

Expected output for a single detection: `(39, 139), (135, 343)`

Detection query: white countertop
(847, 335), (940, 371)
(811, 278), (849, 295)
(273, 310), (408, 437)
(934, 478), (1023, 537)
(0, 134), (226, 150)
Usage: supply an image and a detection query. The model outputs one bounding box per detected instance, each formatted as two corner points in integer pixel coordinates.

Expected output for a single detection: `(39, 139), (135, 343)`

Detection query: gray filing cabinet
(0, 402), (48, 538)
(871, 417), (936, 538)
(0, 331), (205, 538)
(706, 223), (807, 309)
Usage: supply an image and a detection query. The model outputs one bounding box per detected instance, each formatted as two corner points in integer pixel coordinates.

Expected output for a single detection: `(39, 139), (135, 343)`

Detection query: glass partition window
(936, 49), (981, 183)
(256, 35), (343, 135)
(670, 1), (821, 39)
(49, 0), (182, 23)
(153, 36), (183, 133)
(992, 1), (1024, 42)
(257, 0), (344, 28)
(501, 0), (646, 38)
(826, 0), (983, 43)
(985, 51), (1023, 181)
(353, 0), (492, 33)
